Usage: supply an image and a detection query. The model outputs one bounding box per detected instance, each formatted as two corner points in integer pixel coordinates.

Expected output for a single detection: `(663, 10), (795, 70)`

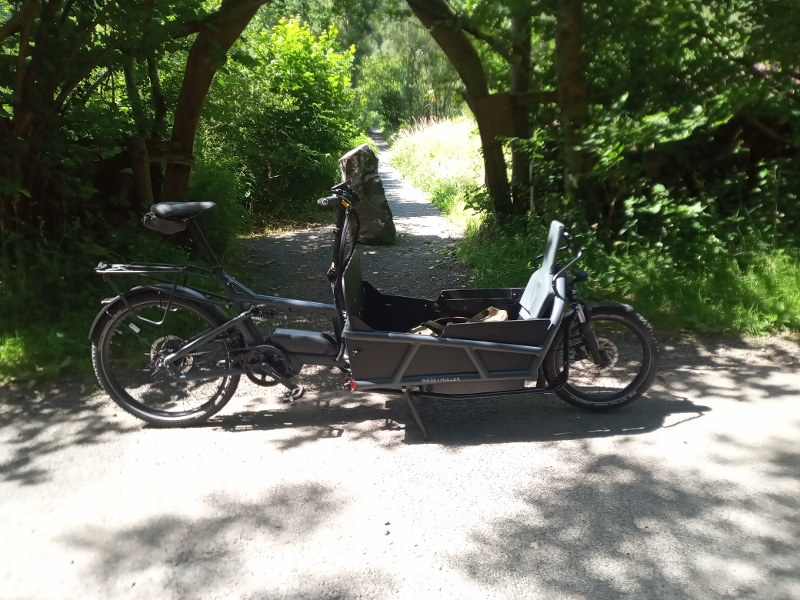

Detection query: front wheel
(543, 305), (659, 410)
(91, 292), (241, 427)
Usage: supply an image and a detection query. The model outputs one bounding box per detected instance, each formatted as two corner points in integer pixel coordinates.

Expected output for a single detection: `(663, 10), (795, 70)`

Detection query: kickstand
(402, 388), (429, 441)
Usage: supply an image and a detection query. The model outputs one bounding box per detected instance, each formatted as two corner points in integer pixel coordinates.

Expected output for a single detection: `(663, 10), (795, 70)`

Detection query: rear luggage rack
(95, 262), (234, 308)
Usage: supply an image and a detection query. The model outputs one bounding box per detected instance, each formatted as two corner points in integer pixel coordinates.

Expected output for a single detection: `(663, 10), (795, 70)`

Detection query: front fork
(569, 291), (608, 368)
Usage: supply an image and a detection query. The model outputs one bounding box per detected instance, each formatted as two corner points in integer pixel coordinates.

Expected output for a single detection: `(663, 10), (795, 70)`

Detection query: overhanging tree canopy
(0, 0), (272, 237)
(403, 0), (800, 225)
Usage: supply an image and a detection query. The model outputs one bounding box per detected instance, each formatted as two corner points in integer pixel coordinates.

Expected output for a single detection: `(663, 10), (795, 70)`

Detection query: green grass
(458, 222), (800, 334)
(389, 118), (484, 229)
(389, 117), (800, 335)
(0, 323), (91, 385)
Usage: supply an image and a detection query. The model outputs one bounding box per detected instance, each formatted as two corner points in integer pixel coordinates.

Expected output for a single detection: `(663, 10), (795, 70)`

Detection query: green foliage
(458, 219), (800, 335)
(0, 207), (195, 382)
(393, 116), (800, 334)
(257, 0), (382, 63)
(186, 160), (246, 255)
(198, 17), (361, 222)
(356, 17), (464, 131)
(0, 5), (366, 380)
(388, 118), (483, 222)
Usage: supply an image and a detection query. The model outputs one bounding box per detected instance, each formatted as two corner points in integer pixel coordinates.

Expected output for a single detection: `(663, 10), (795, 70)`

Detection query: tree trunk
(555, 0), (598, 220)
(147, 54), (167, 201)
(510, 14), (532, 216)
(162, 1), (268, 203)
(406, 0), (512, 216)
(122, 51), (149, 138)
(147, 54), (167, 140)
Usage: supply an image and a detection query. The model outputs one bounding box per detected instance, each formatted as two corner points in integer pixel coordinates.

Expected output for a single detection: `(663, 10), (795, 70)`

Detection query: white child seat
(518, 220), (566, 324)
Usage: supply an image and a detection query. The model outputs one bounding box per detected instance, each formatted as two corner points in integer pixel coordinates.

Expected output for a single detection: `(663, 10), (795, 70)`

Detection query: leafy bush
(198, 17), (362, 223)
(356, 18), (464, 132)
(0, 208), (194, 382)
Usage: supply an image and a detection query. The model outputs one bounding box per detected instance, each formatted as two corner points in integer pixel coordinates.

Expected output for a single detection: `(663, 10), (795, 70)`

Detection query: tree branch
(0, 12), (22, 45)
(14, 0), (38, 115)
(122, 49), (149, 137)
(406, 0), (511, 213)
(458, 21), (513, 63)
(742, 111), (800, 147)
(74, 68), (112, 106)
(147, 54), (167, 140)
(51, 34), (128, 114)
(406, 0), (489, 94)
(49, 0), (118, 100)
(407, 0), (513, 63)
(42, 0), (63, 19)
(163, 0), (266, 202)
(509, 90), (557, 105)
(176, 0), (272, 38)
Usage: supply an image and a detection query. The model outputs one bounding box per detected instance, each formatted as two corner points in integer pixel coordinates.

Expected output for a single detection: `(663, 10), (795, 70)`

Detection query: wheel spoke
(96, 295), (240, 425)
(552, 311), (655, 405)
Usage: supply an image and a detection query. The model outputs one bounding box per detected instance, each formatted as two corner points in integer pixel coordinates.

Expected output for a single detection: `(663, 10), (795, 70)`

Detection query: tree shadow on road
(207, 333), (800, 451)
(0, 384), (136, 486)
(447, 437), (800, 599)
(64, 482), (394, 598)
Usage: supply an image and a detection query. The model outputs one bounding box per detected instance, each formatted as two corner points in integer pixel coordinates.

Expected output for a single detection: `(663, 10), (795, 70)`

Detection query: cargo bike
(90, 183), (659, 439)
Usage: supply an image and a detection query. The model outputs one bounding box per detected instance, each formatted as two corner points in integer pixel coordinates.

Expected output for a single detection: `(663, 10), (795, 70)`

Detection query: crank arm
(259, 363), (299, 391)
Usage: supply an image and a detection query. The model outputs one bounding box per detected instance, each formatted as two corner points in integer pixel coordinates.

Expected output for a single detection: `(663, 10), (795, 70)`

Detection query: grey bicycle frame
(96, 219), (345, 375)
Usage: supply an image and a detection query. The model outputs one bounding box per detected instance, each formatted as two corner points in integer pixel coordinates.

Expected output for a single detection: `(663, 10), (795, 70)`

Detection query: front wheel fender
(583, 301), (635, 319)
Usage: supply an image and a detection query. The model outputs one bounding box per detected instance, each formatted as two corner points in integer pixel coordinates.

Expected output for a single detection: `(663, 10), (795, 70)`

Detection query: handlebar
(317, 196), (339, 207)
(317, 182), (361, 209)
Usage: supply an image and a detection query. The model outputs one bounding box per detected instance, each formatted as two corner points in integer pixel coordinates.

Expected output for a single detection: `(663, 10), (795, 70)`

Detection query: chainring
(243, 345), (290, 387)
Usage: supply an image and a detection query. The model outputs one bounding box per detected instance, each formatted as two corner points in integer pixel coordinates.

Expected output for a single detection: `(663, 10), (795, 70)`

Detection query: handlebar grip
(317, 196), (339, 207)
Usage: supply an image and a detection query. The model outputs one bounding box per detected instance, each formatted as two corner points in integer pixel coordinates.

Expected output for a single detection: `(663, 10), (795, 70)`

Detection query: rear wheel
(92, 292), (240, 427)
(543, 305), (658, 410)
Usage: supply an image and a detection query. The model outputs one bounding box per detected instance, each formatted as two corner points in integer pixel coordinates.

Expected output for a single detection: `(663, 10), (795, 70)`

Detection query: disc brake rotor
(150, 335), (193, 375)
(594, 337), (619, 370)
(569, 334), (619, 370)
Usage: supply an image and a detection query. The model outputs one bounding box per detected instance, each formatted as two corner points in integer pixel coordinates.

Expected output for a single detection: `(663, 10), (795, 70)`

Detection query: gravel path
(231, 130), (472, 397)
(1, 136), (800, 599)
(234, 132), (471, 306)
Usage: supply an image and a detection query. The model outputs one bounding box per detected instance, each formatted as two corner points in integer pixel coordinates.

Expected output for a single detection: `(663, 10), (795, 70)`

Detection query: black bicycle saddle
(151, 201), (216, 220)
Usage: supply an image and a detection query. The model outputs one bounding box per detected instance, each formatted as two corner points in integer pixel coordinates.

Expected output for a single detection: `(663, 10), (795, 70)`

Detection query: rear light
(349, 379), (357, 391)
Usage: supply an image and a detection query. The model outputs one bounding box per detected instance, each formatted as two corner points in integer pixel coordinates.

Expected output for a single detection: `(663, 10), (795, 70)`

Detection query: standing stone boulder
(339, 144), (396, 245)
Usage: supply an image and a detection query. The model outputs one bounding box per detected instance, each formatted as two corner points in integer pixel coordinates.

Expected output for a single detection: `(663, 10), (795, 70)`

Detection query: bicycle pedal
(282, 385), (305, 403)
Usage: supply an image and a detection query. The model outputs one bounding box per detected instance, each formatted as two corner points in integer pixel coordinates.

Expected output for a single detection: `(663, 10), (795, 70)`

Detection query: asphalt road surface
(1, 138), (798, 599)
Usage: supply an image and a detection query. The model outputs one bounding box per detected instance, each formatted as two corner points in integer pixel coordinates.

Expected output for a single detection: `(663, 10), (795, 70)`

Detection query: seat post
(187, 221), (222, 269)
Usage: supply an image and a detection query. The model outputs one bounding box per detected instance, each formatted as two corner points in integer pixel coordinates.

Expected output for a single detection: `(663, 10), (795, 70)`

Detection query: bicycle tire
(92, 291), (240, 427)
(543, 305), (659, 410)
